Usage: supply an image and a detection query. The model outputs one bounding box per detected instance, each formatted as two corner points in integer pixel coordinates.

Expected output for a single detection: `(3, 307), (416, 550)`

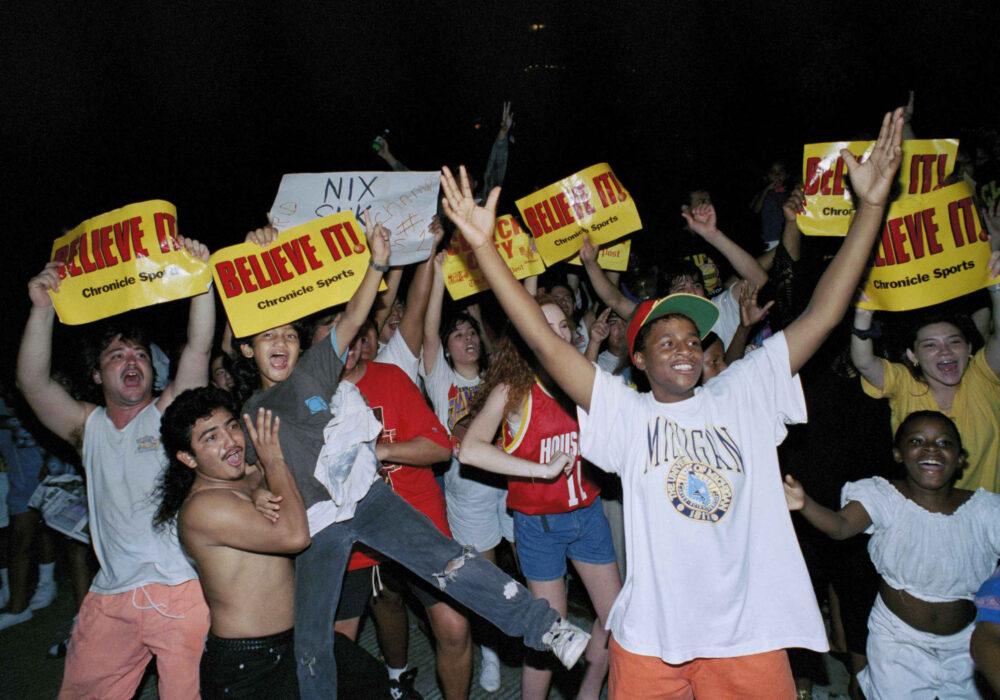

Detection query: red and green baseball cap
(626, 293), (720, 364)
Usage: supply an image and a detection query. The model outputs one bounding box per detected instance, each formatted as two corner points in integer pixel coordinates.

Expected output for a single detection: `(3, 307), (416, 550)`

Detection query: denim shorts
(513, 497), (617, 582)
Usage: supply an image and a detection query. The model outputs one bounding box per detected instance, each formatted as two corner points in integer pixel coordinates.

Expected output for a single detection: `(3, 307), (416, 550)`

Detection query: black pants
(200, 628), (299, 699)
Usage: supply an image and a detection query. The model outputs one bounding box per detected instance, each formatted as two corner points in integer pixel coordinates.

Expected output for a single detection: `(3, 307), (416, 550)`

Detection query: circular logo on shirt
(665, 460), (733, 523)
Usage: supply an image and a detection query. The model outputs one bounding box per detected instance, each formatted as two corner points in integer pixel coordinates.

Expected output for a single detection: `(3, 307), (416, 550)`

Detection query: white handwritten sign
(268, 171), (440, 266)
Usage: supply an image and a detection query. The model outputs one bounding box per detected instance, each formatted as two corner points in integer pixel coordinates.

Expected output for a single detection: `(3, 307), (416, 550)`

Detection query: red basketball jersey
(502, 383), (599, 515)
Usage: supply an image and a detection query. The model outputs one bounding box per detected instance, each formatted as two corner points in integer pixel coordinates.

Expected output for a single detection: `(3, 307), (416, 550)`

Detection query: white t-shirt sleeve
(377, 331), (420, 384)
(577, 367), (640, 475)
(840, 477), (888, 536)
(714, 331), (806, 444)
(711, 286), (741, 349)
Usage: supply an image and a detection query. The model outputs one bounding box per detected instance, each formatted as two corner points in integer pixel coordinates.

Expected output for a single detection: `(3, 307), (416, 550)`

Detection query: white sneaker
(542, 618), (591, 669)
(0, 609), (33, 631)
(478, 645), (501, 693)
(29, 580), (57, 611)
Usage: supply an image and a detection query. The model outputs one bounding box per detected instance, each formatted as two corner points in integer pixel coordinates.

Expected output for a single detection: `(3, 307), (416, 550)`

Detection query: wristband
(851, 320), (882, 340)
(369, 258), (390, 273)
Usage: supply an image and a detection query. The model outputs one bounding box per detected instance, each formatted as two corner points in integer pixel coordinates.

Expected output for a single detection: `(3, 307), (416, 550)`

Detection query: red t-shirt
(502, 383), (599, 515)
(347, 362), (452, 571)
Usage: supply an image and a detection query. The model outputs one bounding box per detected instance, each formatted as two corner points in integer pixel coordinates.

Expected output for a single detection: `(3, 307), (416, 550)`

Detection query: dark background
(1, 0), (996, 373)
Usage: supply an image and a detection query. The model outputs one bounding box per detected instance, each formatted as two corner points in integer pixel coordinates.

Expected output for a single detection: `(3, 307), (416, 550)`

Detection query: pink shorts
(60, 580), (210, 700)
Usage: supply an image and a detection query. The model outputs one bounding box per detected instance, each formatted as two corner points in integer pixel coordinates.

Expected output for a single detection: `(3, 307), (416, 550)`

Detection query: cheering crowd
(2, 100), (1000, 700)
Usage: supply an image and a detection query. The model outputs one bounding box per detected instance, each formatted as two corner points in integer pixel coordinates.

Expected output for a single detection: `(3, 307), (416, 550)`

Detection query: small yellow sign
(210, 211), (375, 337)
(515, 164), (641, 265)
(567, 239), (632, 271)
(798, 139), (958, 237)
(49, 200), (212, 325)
(860, 181), (993, 312)
(443, 215), (546, 300)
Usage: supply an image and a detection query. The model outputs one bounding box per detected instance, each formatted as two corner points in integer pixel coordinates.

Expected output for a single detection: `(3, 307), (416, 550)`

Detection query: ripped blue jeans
(294, 479), (559, 699)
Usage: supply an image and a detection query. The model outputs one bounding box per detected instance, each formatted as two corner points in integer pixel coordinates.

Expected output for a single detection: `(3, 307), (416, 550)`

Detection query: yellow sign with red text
(567, 239), (632, 271)
(210, 211), (376, 337)
(48, 200), (212, 325)
(515, 164), (641, 265)
(798, 139), (958, 237)
(860, 181), (993, 312)
(443, 215), (546, 300)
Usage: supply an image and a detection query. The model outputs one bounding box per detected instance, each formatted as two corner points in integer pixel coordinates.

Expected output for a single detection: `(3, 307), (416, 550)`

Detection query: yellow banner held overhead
(443, 215), (546, 301)
(567, 239), (632, 271)
(210, 211), (376, 337)
(48, 200), (212, 325)
(860, 181), (994, 312)
(798, 139), (958, 237)
(515, 163), (641, 265)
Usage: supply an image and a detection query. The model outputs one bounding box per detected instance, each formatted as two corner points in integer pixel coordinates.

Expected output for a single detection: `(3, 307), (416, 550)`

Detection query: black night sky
(2, 0), (997, 368)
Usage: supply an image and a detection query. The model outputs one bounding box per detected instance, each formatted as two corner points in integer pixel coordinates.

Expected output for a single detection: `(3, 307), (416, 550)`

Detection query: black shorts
(200, 628), (298, 699)
(334, 562), (450, 621)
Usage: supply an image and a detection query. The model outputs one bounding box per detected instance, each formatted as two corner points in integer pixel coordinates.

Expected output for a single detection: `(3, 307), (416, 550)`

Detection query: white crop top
(842, 476), (1000, 602)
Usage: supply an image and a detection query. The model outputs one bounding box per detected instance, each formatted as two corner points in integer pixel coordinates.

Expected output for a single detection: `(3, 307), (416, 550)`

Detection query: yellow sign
(48, 200), (212, 325)
(567, 239), (632, 271)
(860, 181), (993, 312)
(798, 139), (958, 236)
(443, 215), (546, 300)
(210, 211), (374, 337)
(515, 163), (641, 265)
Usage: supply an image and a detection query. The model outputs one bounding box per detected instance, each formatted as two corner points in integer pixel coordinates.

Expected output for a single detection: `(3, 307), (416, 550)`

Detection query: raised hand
(782, 186), (806, 223)
(440, 165), (500, 249)
(28, 262), (64, 308)
(589, 307), (611, 344)
(681, 203), (719, 238)
(244, 408), (285, 474)
(253, 488), (283, 523)
(498, 101), (514, 138)
(842, 108), (905, 207)
(783, 474), (805, 511)
(737, 281), (774, 327)
(177, 235), (210, 262)
(429, 215), (446, 249)
(579, 235), (599, 266)
(245, 226), (279, 247)
(363, 209), (391, 266)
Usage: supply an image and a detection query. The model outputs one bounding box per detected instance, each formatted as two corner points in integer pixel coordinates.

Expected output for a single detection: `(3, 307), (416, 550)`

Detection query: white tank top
(83, 403), (198, 594)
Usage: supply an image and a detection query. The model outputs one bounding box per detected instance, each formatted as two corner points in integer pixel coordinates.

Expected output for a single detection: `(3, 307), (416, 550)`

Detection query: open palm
(440, 166), (500, 248)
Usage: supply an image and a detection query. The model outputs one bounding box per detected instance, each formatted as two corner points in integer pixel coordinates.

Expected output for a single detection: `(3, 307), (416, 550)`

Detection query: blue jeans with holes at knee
(294, 479), (560, 699)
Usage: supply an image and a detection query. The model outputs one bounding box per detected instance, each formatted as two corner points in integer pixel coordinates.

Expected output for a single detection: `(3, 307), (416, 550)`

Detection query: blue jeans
(294, 479), (559, 698)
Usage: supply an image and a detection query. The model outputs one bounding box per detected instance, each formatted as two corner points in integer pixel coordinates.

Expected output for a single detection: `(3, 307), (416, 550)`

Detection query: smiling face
(177, 408), (247, 483)
(634, 315), (703, 402)
(541, 303), (573, 343)
(446, 320), (481, 368)
(241, 324), (301, 390)
(379, 300), (405, 345)
(93, 335), (154, 406)
(905, 322), (971, 388)
(893, 415), (964, 492)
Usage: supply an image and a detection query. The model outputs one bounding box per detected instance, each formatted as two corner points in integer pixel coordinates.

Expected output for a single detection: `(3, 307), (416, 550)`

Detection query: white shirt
(578, 332), (827, 662)
(843, 476), (1000, 602)
(377, 331), (420, 385)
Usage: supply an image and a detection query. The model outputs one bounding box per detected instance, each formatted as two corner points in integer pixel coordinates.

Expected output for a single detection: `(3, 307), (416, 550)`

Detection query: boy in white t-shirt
(440, 107), (905, 698)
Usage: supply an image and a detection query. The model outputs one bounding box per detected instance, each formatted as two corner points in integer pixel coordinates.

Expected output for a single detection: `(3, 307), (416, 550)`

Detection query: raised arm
(373, 267), (403, 334)
(850, 301), (885, 389)
(579, 236), (637, 319)
(16, 263), (95, 449)
(459, 383), (573, 479)
(158, 236), (215, 409)
(683, 204), (769, 291)
(422, 252), (447, 375)
(394, 220), (444, 356)
(335, 210), (391, 352)
(785, 108), (905, 376)
(979, 198), (1000, 375)
(783, 475), (872, 540)
(480, 102), (513, 197)
(441, 166), (596, 411)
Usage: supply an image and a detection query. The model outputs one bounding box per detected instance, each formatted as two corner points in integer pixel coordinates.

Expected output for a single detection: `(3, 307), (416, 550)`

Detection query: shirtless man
(156, 387), (309, 698)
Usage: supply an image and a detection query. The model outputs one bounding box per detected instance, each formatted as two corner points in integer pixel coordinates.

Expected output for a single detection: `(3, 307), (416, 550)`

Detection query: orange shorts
(608, 635), (795, 699)
(59, 580), (209, 700)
